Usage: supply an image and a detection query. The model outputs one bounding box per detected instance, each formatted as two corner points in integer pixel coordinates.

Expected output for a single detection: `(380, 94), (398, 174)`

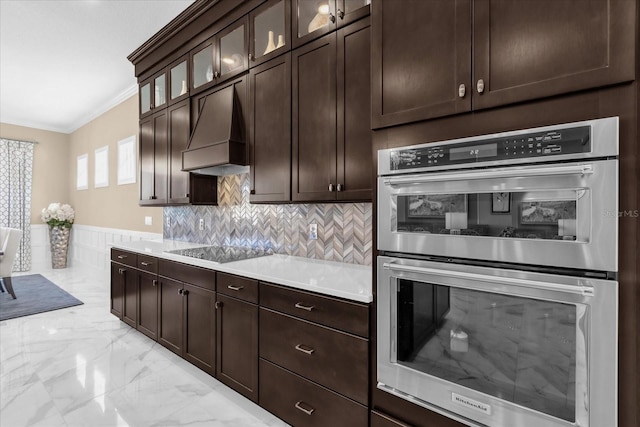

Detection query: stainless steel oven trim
(377, 159), (618, 272)
(377, 255), (618, 427)
(378, 116), (618, 175)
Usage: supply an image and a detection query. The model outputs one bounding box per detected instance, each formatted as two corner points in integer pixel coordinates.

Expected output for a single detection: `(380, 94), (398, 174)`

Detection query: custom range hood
(182, 84), (248, 176)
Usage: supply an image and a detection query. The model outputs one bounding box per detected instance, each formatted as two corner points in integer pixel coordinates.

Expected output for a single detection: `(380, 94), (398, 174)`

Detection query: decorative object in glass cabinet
(140, 82), (151, 114)
(170, 61), (188, 99)
(193, 45), (215, 89)
(220, 25), (245, 76)
(154, 74), (166, 107)
(342, 0), (370, 16)
(298, 0), (334, 38)
(254, 0), (286, 59)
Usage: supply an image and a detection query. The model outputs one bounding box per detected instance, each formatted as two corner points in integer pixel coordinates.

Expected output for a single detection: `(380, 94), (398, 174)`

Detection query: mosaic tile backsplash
(164, 174), (373, 265)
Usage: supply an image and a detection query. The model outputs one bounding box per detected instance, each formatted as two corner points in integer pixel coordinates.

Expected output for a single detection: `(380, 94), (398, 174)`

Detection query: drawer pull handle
(294, 401), (315, 416)
(294, 302), (314, 312)
(227, 285), (243, 291)
(152, 280), (158, 287)
(118, 268), (126, 275)
(117, 255), (127, 259)
(140, 262), (151, 266)
(294, 344), (315, 355)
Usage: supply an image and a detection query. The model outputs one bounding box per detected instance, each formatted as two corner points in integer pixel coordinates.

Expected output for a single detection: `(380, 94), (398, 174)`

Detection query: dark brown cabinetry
(140, 109), (168, 205)
(139, 69), (168, 118)
(370, 410), (411, 427)
(167, 100), (192, 204)
(259, 281), (370, 426)
(292, 0), (368, 48)
(110, 262), (125, 319)
(158, 262), (217, 375)
(372, 0), (635, 128)
(216, 272), (259, 402)
(292, 18), (371, 202)
(249, 54), (292, 202)
(249, 0), (291, 67)
(137, 271), (159, 340)
(110, 250), (139, 327)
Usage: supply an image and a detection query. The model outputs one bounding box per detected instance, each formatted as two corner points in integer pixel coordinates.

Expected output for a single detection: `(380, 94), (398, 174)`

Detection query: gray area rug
(0, 274), (83, 321)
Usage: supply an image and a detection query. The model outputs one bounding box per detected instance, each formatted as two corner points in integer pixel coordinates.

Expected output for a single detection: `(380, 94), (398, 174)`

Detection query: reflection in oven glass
(397, 279), (580, 422)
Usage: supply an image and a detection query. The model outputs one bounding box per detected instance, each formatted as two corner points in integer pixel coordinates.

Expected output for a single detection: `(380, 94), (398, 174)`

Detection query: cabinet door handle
(458, 83), (466, 98)
(294, 302), (314, 312)
(476, 79), (485, 94)
(140, 261), (151, 266)
(336, 183), (343, 192)
(294, 401), (315, 416)
(178, 289), (183, 295)
(184, 193), (189, 198)
(182, 290), (189, 296)
(117, 255), (127, 259)
(118, 268), (126, 275)
(152, 279), (158, 287)
(249, 53), (254, 62)
(328, 183), (334, 192)
(214, 71), (220, 79)
(337, 9), (345, 19)
(215, 301), (223, 309)
(294, 344), (315, 355)
(329, 13), (336, 23)
(227, 285), (243, 291)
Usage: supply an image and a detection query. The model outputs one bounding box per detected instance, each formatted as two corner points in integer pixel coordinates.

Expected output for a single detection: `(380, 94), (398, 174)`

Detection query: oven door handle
(383, 164), (593, 186)
(383, 262), (593, 296)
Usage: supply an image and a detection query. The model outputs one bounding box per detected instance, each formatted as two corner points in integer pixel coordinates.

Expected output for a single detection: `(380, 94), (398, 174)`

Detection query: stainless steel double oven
(376, 117), (619, 427)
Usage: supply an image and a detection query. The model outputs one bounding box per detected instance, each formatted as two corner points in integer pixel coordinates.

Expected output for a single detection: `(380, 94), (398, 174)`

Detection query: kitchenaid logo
(603, 209), (639, 218)
(452, 393), (492, 415)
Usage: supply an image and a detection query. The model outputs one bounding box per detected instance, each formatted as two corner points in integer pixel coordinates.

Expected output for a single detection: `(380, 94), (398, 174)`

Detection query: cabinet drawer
(371, 411), (411, 427)
(260, 283), (369, 337)
(137, 255), (158, 274)
(111, 249), (137, 267)
(260, 359), (368, 427)
(260, 308), (368, 405)
(217, 272), (258, 303)
(159, 259), (215, 291)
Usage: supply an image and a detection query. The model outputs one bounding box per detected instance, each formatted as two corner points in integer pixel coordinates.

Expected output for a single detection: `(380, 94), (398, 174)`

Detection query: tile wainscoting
(30, 224), (162, 271)
(165, 174), (373, 266)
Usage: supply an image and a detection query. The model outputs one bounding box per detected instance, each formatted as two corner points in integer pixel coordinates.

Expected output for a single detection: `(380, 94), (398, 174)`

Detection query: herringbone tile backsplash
(164, 174), (372, 265)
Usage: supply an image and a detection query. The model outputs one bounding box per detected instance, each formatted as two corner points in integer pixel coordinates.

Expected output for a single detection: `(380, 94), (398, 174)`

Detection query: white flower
(41, 203), (75, 227)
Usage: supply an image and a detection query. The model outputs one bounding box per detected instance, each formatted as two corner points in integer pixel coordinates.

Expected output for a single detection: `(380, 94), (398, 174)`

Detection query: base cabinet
(110, 263), (124, 319)
(260, 359), (368, 427)
(183, 283), (216, 375)
(371, 411), (410, 427)
(137, 271), (159, 340)
(158, 277), (184, 355)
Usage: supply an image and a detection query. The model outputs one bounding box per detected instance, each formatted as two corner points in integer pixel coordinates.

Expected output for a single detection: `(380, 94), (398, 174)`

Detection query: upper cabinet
(140, 69), (168, 118)
(249, 0), (292, 67)
(293, 0), (369, 48)
(191, 17), (249, 94)
(372, 0), (636, 129)
(168, 56), (190, 105)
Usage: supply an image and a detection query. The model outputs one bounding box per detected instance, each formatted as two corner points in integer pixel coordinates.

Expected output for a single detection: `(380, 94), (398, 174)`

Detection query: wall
(0, 123), (70, 224)
(165, 173), (373, 265)
(68, 95), (162, 233)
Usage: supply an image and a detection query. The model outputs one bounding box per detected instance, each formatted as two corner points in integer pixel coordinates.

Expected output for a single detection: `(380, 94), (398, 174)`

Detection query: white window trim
(94, 145), (109, 188)
(77, 153), (88, 190)
(117, 135), (137, 185)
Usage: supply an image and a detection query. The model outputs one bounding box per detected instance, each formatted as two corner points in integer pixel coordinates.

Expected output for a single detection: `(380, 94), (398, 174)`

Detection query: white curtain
(0, 138), (34, 271)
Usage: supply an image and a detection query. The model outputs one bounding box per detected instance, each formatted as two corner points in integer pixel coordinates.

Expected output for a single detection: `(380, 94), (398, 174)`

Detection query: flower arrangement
(41, 203), (75, 228)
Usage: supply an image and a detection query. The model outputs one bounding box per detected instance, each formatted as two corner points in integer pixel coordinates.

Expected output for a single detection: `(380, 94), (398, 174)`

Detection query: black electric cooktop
(167, 246), (272, 263)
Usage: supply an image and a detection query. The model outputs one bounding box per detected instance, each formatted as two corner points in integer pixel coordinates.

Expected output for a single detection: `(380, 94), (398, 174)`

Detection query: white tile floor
(0, 264), (288, 427)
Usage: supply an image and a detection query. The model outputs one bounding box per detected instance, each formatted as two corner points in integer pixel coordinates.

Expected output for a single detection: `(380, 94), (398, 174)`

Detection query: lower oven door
(377, 255), (618, 427)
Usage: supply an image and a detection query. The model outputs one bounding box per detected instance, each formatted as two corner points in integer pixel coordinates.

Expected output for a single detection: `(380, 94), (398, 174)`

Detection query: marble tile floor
(0, 264), (289, 427)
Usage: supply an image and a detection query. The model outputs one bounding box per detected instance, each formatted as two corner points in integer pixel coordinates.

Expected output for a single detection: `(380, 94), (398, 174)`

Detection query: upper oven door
(378, 159), (618, 272)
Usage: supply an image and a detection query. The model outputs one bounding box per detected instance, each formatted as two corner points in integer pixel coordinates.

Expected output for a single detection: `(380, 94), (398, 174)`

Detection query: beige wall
(68, 95), (163, 233)
(1, 94), (163, 233)
(0, 122), (70, 225)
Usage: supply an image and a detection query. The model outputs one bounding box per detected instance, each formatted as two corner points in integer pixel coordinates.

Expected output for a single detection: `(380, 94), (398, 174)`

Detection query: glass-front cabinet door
(218, 17), (248, 82)
(169, 56), (189, 104)
(154, 73), (167, 109)
(337, 0), (370, 27)
(139, 80), (152, 116)
(192, 40), (215, 91)
(293, 0), (336, 47)
(140, 69), (167, 117)
(250, 0), (290, 67)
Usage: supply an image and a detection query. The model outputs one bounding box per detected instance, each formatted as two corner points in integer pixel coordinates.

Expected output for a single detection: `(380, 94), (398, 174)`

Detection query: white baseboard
(31, 224), (162, 272)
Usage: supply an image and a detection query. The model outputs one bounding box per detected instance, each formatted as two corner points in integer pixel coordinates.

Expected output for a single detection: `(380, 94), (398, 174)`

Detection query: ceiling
(0, 0), (195, 134)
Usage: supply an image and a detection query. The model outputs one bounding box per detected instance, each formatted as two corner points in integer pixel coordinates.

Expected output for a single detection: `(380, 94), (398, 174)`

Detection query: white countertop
(110, 240), (372, 303)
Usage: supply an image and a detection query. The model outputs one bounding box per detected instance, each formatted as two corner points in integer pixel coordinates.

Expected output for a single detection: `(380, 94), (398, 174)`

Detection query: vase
(49, 226), (71, 269)
(264, 30), (276, 55)
(276, 34), (285, 49)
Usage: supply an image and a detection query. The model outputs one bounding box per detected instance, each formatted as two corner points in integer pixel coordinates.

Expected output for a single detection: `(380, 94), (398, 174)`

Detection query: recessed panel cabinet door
(158, 277), (183, 356)
(183, 283), (216, 375)
(249, 54), (292, 203)
(292, 33), (337, 202)
(122, 267), (138, 329)
(137, 271), (159, 341)
(110, 263), (124, 319)
(371, 0), (471, 128)
(167, 100), (191, 204)
(472, 0), (636, 110)
(139, 110), (168, 205)
(216, 294), (259, 402)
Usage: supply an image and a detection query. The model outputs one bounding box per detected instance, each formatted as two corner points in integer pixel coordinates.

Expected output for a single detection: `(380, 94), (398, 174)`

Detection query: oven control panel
(390, 126), (591, 170)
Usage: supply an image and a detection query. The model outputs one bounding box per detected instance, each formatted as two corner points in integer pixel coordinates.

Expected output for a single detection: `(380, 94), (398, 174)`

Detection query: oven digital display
(449, 143), (498, 161)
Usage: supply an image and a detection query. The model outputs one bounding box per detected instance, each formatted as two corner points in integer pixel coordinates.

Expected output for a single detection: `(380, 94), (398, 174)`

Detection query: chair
(0, 227), (23, 299)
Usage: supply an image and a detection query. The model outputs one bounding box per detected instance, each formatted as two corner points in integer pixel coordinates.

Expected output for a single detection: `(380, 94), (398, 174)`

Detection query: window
(77, 153), (88, 190)
(117, 136), (136, 185)
(94, 146), (109, 188)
